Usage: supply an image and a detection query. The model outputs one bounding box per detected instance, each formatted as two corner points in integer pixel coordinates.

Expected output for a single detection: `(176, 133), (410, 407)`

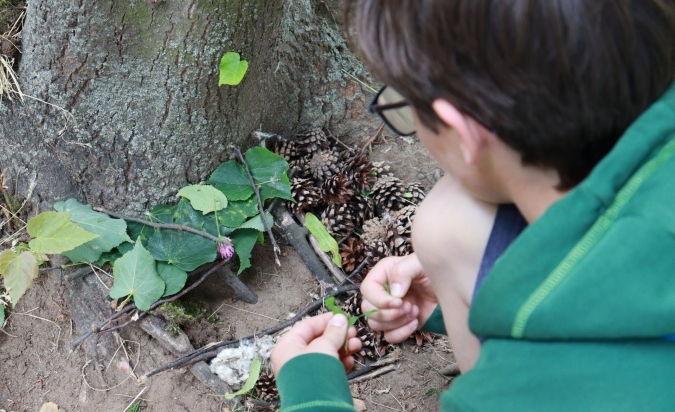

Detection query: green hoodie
(276, 83), (675, 411)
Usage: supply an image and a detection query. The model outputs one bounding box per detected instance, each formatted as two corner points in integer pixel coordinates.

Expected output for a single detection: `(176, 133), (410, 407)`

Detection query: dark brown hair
(346, 0), (675, 188)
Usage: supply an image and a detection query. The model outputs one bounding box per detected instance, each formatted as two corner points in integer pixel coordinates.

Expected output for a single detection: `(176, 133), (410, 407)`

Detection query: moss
(155, 300), (206, 336)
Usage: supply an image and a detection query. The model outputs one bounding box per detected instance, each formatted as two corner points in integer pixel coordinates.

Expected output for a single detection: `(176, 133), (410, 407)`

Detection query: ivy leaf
(218, 197), (259, 228)
(239, 212), (273, 232)
(157, 262), (188, 297)
(218, 52), (248, 86)
(110, 241), (166, 311)
(177, 184), (228, 215)
(96, 242), (134, 266)
(207, 160), (254, 201)
(245, 147), (292, 202)
(147, 230), (216, 272)
(27, 211), (99, 255)
(0, 250), (38, 307)
(305, 213), (342, 267)
(230, 229), (260, 274)
(224, 356), (261, 399)
(54, 199), (132, 263)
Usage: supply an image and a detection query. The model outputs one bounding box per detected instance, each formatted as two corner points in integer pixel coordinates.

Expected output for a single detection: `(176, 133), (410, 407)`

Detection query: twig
(140, 284), (359, 379)
(360, 124), (385, 155)
(348, 364), (397, 384)
(93, 207), (231, 247)
(346, 356), (400, 381)
(231, 146), (281, 266)
(342, 257), (370, 286)
(308, 235), (346, 283)
(70, 260), (228, 349)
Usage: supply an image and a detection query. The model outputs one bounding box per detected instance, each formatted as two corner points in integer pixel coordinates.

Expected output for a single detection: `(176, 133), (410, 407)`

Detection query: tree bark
(0, 0), (372, 213)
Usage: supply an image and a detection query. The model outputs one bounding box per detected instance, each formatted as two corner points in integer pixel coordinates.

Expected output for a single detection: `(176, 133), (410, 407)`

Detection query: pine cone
(254, 370), (279, 402)
(362, 215), (411, 259)
(394, 205), (417, 238)
(290, 177), (322, 214)
(294, 129), (329, 155)
(349, 194), (375, 230)
(405, 182), (426, 204)
(308, 150), (341, 181)
(344, 155), (376, 193)
(321, 172), (354, 204)
(339, 238), (366, 273)
(340, 292), (363, 317)
(372, 175), (408, 215)
(371, 161), (394, 178)
(273, 139), (299, 162)
(321, 203), (355, 238)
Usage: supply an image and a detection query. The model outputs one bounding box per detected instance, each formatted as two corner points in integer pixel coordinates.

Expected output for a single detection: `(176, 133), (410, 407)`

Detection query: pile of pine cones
(275, 128), (426, 282)
(253, 129), (431, 404)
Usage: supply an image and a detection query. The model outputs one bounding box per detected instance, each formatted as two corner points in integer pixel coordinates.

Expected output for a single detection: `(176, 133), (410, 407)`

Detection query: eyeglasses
(368, 86), (416, 136)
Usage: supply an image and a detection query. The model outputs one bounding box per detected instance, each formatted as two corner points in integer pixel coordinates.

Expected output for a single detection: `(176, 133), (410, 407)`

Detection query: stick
(140, 284), (359, 379)
(70, 260), (229, 349)
(231, 146), (281, 266)
(348, 364), (397, 384)
(308, 235), (346, 283)
(359, 124), (385, 155)
(93, 207), (231, 247)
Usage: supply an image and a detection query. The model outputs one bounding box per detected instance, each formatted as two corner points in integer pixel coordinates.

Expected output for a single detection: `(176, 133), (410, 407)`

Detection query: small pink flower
(218, 241), (235, 260)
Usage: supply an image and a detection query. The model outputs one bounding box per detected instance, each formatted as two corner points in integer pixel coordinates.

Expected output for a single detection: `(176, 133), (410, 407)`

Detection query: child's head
(347, 0), (675, 188)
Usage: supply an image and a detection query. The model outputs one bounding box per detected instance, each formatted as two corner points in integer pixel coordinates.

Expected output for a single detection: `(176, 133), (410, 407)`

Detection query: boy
(271, 0), (675, 410)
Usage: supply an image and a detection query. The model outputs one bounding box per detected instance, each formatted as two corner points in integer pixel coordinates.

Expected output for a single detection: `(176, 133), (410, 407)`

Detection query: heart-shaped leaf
(217, 197), (260, 228)
(207, 160), (254, 201)
(218, 52), (248, 86)
(54, 199), (132, 263)
(245, 147), (293, 202)
(177, 184), (228, 215)
(147, 230), (216, 272)
(239, 212), (273, 232)
(110, 241), (166, 311)
(0, 250), (38, 307)
(27, 211), (99, 254)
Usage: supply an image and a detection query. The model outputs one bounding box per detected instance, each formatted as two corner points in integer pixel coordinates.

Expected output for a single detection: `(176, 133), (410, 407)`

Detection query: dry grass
(0, 8), (24, 102)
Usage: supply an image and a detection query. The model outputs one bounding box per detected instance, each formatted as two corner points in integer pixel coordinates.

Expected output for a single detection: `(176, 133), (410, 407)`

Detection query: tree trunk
(0, 0), (372, 213)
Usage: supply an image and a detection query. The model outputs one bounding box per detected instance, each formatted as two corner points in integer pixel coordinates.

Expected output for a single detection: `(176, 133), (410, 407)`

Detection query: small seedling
(325, 296), (378, 349)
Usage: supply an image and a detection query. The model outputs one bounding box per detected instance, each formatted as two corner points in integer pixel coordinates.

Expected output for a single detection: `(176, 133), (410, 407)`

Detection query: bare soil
(0, 135), (454, 412)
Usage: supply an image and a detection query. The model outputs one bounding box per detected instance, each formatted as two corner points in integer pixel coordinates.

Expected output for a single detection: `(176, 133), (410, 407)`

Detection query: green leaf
(110, 241), (166, 311)
(96, 242), (134, 266)
(0, 305), (4, 328)
(54, 199), (132, 263)
(230, 229), (259, 274)
(0, 250), (38, 307)
(157, 262), (188, 297)
(304, 213), (342, 267)
(148, 203), (176, 224)
(218, 52), (248, 86)
(177, 184), (228, 215)
(245, 147), (293, 202)
(27, 211), (99, 254)
(224, 356), (261, 399)
(218, 197), (259, 228)
(239, 212), (273, 232)
(147, 230), (216, 272)
(207, 160), (254, 201)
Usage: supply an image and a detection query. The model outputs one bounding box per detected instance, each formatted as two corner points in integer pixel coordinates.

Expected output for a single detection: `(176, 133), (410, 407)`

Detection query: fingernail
(390, 283), (403, 298)
(330, 314), (347, 327)
(410, 319), (419, 330)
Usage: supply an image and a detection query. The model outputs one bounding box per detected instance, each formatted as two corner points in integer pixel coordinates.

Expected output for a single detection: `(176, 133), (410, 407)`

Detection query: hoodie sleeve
(276, 353), (356, 412)
(420, 305), (446, 335)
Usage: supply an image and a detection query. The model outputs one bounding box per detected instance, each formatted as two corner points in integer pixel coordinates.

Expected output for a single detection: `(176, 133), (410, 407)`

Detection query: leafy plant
(0, 147), (291, 321)
(325, 296), (378, 349)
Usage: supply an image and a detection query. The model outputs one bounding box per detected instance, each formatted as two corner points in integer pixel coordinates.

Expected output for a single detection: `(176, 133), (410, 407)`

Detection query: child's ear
(431, 99), (485, 164)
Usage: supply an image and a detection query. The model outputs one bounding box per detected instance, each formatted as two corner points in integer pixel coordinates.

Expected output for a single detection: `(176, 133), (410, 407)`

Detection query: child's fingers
(306, 314), (350, 356)
(360, 256), (407, 309)
(382, 319), (420, 344)
(287, 312), (334, 344)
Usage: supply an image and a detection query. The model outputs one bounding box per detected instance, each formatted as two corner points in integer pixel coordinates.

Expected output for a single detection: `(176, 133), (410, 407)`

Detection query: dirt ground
(0, 136), (454, 412)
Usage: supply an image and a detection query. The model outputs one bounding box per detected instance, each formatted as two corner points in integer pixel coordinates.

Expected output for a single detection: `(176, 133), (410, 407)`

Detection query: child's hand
(360, 253), (438, 343)
(271, 312), (362, 376)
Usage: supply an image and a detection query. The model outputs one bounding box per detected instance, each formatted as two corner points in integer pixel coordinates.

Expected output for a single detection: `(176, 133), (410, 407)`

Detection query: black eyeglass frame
(368, 86), (416, 136)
